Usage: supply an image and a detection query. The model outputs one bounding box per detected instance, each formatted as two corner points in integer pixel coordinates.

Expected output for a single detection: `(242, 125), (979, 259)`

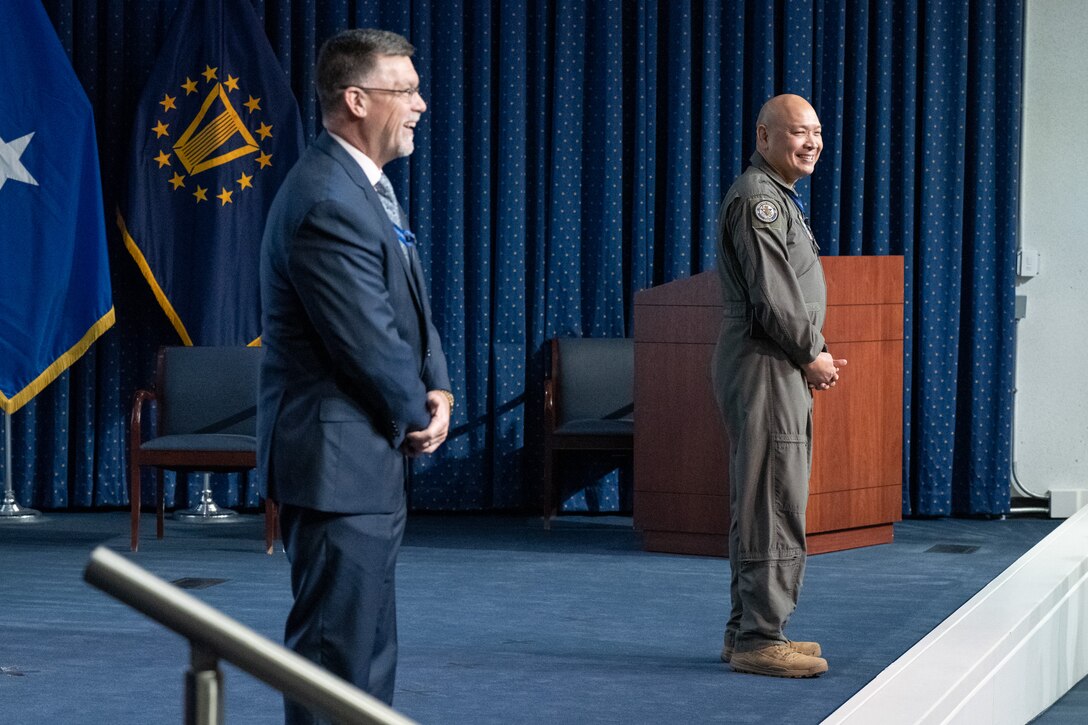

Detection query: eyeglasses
(341, 85), (422, 102)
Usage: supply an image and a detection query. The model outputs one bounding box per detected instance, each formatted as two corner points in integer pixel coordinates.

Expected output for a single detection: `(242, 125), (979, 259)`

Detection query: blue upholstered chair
(128, 346), (275, 552)
(542, 337), (634, 528)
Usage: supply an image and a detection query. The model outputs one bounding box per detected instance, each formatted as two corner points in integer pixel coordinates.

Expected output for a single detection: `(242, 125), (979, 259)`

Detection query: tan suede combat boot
(721, 636), (822, 663)
(729, 642), (828, 678)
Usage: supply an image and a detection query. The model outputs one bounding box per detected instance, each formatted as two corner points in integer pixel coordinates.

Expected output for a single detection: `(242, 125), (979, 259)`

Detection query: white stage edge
(824, 505), (1088, 724)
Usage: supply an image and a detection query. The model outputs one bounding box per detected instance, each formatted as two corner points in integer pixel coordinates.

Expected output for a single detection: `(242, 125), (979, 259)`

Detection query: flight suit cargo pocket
(771, 433), (809, 515)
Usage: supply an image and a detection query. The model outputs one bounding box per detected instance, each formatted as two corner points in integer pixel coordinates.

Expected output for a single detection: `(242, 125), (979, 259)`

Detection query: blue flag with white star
(0, 0), (114, 414)
(119, 0), (303, 346)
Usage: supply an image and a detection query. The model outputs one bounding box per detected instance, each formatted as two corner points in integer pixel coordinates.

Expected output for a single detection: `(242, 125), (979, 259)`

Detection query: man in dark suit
(258, 28), (452, 720)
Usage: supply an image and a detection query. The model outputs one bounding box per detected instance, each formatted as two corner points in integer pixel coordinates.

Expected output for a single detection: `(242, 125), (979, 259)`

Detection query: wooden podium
(632, 256), (903, 557)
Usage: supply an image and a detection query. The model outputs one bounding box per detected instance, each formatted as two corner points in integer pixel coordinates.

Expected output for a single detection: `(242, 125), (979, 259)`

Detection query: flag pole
(0, 411), (41, 519)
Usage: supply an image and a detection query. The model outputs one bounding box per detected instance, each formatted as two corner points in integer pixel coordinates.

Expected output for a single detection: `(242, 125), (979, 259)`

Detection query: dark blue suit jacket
(258, 131), (450, 513)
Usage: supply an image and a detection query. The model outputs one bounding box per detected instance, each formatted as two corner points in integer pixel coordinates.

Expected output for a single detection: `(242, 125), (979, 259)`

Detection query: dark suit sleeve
(415, 260), (451, 393)
(288, 198), (431, 444)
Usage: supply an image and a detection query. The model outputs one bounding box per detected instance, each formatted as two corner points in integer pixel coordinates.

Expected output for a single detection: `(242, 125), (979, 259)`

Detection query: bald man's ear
(756, 124), (768, 147)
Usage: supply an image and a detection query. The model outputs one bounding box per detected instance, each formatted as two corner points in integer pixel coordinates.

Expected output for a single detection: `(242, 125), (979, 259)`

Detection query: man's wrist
(436, 389), (455, 410)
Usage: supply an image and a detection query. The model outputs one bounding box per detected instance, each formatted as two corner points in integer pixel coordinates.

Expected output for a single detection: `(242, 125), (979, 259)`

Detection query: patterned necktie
(373, 173), (414, 263)
(374, 173), (407, 229)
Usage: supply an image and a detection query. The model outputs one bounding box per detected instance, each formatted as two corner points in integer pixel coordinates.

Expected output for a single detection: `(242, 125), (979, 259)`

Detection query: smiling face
(353, 54), (426, 168)
(755, 95), (822, 186)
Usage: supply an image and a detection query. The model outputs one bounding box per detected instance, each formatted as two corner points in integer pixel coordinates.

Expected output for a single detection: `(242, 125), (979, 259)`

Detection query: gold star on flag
(202, 65), (218, 82)
(256, 122), (273, 140)
(168, 172), (186, 189)
(159, 94), (177, 111)
(256, 151), (273, 169)
(194, 186), (208, 202)
(152, 120), (170, 138)
(244, 95), (261, 113)
(217, 187), (234, 205)
(237, 172), (253, 190)
(182, 77), (199, 95)
(224, 75), (240, 92)
(154, 150), (172, 168)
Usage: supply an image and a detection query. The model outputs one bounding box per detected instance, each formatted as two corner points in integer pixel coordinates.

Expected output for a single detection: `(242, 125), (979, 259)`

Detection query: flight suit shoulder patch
(751, 199), (780, 226)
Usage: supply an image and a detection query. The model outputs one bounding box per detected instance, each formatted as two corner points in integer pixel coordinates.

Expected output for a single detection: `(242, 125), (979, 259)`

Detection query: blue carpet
(0, 512), (1075, 724)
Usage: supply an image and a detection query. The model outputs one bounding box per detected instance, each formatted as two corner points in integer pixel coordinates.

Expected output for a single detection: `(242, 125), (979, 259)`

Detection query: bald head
(755, 94), (823, 185)
(756, 94), (816, 130)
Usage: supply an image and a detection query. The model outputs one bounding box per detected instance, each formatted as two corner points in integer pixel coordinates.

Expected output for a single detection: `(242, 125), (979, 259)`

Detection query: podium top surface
(634, 256), (904, 308)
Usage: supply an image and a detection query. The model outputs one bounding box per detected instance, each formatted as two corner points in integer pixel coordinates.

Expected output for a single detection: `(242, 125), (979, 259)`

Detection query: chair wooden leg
(156, 469), (165, 539)
(264, 499), (279, 555)
(130, 460), (141, 552)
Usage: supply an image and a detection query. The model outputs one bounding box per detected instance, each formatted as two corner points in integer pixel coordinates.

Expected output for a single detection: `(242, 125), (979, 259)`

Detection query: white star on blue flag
(0, 132), (38, 191)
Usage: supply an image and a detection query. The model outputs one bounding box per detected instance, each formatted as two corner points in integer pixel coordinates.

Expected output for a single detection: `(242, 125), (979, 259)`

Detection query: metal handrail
(83, 546), (418, 725)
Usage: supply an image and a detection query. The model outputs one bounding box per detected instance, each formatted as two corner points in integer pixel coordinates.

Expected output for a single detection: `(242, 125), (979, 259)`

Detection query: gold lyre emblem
(174, 83), (258, 175)
(151, 66), (276, 206)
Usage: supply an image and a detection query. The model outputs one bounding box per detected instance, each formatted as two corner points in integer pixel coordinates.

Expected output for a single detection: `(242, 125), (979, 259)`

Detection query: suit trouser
(279, 500), (407, 723)
(713, 335), (813, 653)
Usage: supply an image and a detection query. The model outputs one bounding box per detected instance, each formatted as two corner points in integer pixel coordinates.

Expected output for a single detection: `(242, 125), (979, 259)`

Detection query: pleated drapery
(3, 0), (1020, 517)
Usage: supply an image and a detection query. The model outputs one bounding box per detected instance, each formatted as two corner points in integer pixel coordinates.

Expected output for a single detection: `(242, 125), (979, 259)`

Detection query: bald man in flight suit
(712, 94), (846, 679)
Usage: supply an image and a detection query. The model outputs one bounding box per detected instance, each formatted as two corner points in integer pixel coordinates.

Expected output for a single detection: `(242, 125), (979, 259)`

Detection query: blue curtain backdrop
(1, 0), (1020, 517)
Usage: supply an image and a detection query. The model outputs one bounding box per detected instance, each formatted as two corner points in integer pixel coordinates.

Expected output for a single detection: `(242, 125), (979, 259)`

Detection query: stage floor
(0, 511), (1080, 724)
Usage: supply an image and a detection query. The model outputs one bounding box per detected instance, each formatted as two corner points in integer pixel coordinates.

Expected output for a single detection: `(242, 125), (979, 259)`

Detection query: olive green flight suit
(712, 151), (828, 653)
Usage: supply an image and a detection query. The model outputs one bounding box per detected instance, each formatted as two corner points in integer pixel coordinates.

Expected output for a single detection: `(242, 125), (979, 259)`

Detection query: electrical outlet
(1017, 248), (1040, 277)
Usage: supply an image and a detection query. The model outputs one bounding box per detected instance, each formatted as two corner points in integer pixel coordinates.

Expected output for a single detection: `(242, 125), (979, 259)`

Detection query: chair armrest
(130, 388), (157, 450)
(544, 337), (561, 435)
(543, 378), (556, 434)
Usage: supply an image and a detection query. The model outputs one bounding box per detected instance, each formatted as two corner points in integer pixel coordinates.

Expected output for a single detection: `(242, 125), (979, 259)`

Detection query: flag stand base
(0, 492), (41, 521)
(1, 412), (41, 521)
(174, 473), (239, 523)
